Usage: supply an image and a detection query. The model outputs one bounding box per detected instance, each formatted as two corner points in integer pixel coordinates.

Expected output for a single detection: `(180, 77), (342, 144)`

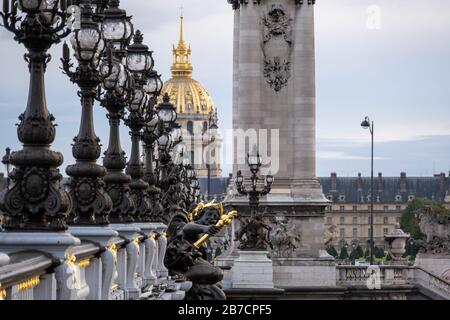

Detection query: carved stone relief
(262, 4), (293, 92)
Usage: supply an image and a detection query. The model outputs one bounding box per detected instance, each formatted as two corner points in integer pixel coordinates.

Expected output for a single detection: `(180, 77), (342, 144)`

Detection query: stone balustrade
(0, 223), (191, 301)
(336, 265), (450, 300)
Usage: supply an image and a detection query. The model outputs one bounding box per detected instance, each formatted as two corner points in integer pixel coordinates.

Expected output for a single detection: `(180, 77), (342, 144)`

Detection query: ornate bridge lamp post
(0, 0), (89, 299)
(97, 0), (143, 300)
(141, 71), (163, 223)
(155, 94), (177, 197)
(0, 0), (72, 232)
(98, 0), (135, 224)
(2, 147), (12, 189)
(236, 153), (274, 217)
(62, 2), (112, 226)
(124, 30), (154, 223)
(61, 2), (124, 300)
(235, 153), (274, 250)
(232, 153), (275, 289)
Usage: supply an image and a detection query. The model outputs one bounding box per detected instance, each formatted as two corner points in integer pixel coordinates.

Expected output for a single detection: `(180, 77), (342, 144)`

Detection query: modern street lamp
(62, 1), (113, 225)
(0, 0), (71, 230)
(361, 116), (374, 265)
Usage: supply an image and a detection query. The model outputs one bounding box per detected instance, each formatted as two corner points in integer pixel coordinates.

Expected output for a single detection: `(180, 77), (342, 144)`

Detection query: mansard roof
(319, 172), (450, 204)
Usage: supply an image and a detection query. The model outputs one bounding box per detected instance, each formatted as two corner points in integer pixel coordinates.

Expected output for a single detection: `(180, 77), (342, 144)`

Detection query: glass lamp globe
(71, 27), (104, 63)
(157, 94), (177, 125)
(18, 0), (44, 12)
(101, 0), (133, 51)
(157, 132), (171, 151)
(146, 114), (159, 132)
(126, 30), (154, 77)
(129, 88), (147, 113)
(247, 153), (262, 171)
(144, 71), (163, 96)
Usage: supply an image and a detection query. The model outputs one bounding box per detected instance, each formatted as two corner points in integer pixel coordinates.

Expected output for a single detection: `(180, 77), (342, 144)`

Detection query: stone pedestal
(414, 253), (450, 280)
(272, 256), (336, 288)
(68, 226), (120, 300)
(231, 251), (274, 289)
(154, 223), (169, 279)
(134, 223), (158, 287)
(110, 224), (142, 300)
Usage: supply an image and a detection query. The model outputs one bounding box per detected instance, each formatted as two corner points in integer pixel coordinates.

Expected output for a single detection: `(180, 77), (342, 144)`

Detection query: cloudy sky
(0, 0), (449, 178)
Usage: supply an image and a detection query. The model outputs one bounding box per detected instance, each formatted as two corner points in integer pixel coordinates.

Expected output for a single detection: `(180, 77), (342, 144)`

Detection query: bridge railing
(414, 267), (450, 300)
(0, 223), (191, 300)
(336, 265), (415, 288)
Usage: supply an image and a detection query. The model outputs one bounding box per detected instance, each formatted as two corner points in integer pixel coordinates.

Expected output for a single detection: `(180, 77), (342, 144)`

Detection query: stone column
(235, 1), (263, 175)
(290, 2), (324, 200)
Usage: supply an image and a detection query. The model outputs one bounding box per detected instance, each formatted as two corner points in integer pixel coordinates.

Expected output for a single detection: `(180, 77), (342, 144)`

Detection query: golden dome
(160, 15), (214, 115)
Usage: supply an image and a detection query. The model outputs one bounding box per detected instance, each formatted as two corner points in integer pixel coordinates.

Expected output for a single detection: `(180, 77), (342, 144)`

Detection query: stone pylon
(224, 0), (335, 288)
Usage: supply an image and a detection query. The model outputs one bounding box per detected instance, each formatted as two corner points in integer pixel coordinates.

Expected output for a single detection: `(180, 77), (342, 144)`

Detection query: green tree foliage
(373, 246), (385, 259)
(400, 198), (449, 240)
(326, 245), (338, 257)
(339, 246), (349, 259)
(356, 245), (364, 258)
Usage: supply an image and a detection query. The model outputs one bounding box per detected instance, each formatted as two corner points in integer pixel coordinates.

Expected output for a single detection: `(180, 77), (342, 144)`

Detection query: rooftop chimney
(400, 172), (407, 193)
(331, 172), (337, 191)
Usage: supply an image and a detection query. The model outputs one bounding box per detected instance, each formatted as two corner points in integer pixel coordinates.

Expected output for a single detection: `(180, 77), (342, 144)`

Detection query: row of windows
(328, 195), (415, 202)
(186, 121), (208, 135)
(330, 205), (403, 212)
(326, 216), (400, 225)
(339, 228), (390, 238)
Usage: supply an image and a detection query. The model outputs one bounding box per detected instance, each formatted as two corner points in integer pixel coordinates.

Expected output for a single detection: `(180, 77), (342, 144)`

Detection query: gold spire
(172, 13), (193, 77)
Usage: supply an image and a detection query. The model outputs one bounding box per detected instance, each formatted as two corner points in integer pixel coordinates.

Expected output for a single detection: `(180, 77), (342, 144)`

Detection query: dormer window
(339, 194), (346, 202)
(395, 195), (402, 202)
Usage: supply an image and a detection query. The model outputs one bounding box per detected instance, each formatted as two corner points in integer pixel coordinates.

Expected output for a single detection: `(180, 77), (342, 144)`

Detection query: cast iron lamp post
(0, 0), (72, 230)
(361, 116), (374, 265)
(235, 152), (273, 250)
(123, 30), (154, 222)
(235, 153), (274, 215)
(155, 93), (177, 186)
(141, 72), (163, 222)
(98, 0), (135, 223)
(2, 148), (11, 189)
(205, 110), (218, 200)
(61, 1), (113, 225)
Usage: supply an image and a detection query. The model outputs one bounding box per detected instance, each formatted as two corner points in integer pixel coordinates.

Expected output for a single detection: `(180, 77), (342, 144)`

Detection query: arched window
(202, 121), (208, 134)
(187, 121), (193, 135)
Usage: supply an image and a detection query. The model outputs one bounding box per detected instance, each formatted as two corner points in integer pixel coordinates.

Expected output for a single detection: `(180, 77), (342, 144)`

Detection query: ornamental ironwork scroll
(262, 4), (293, 92)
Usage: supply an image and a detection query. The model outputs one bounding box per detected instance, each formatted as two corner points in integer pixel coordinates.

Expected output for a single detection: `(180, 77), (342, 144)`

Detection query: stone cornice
(228, 0), (316, 10)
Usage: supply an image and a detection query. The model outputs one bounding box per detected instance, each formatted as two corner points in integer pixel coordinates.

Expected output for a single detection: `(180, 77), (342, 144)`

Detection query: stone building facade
(320, 172), (450, 249)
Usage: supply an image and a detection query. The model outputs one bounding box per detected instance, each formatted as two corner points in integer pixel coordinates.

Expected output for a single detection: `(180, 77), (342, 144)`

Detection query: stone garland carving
(262, 5), (293, 92)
